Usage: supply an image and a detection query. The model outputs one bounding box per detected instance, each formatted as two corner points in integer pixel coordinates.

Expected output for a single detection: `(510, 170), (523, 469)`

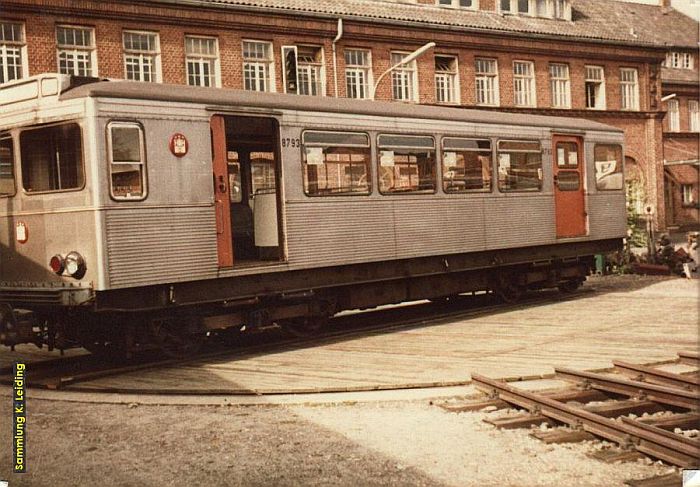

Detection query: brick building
(1, 0), (698, 229)
(662, 51), (700, 229)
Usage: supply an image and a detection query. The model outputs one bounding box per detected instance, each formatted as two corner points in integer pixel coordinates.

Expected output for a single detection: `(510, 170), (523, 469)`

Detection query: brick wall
(2, 0), (680, 227)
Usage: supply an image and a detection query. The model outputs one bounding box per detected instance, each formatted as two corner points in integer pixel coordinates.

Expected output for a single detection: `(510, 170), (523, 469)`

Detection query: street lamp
(370, 42), (436, 100)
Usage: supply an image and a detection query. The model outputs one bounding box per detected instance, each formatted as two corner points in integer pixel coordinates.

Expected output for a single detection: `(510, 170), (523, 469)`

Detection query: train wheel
(149, 318), (204, 358)
(494, 273), (525, 303)
(279, 315), (327, 338)
(558, 279), (583, 294)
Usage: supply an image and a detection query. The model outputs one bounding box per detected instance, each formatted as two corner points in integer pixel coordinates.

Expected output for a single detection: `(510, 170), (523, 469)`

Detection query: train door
(552, 134), (587, 238)
(210, 114), (282, 267)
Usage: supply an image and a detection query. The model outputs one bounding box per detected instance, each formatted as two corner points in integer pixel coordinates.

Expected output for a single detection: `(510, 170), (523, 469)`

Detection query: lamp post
(370, 42), (436, 100)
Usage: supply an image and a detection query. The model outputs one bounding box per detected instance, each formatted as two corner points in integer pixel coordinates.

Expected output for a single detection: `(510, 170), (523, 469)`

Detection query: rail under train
(0, 73), (626, 357)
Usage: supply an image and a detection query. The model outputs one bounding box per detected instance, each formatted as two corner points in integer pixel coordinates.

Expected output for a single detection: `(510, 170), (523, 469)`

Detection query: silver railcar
(0, 74), (626, 356)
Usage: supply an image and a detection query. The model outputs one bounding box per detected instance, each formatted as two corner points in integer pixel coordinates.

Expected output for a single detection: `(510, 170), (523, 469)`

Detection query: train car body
(0, 74), (626, 355)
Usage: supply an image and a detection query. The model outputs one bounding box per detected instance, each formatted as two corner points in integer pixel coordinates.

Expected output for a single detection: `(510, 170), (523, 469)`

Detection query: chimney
(659, 0), (671, 7)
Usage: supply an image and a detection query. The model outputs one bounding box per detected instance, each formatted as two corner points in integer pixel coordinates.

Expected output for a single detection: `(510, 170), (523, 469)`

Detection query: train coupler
(0, 304), (43, 350)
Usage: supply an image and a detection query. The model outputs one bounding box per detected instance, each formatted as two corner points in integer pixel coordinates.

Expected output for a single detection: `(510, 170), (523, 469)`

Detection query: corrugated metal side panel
(285, 201), (397, 267)
(105, 207), (218, 288)
(393, 199), (487, 258)
(587, 193), (627, 239)
(484, 196), (555, 249)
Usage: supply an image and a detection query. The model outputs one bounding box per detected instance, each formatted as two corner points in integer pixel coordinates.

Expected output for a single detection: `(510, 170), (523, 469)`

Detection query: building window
(442, 138), (491, 193)
(123, 31), (160, 82)
(185, 36), (219, 87)
(435, 55), (459, 104)
(620, 68), (639, 111)
(585, 65), (605, 110)
(682, 185), (694, 206)
(302, 131), (371, 196)
(517, 0), (530, 13)
(21, 123), (84, 193)
(56, 26), (97, 77)
(297, 45), (324, 96)
(689, 100), (699, 132)
(345, 49), (372, 100)
(242, 40), (274, 92)
(666, 51), (693, 70)
(437, 0), (476, 8)
(391, 52), (418, 102)
(513, 61), (535, 107)
(378, 134), (436, 194)
(475, 58), (499, 106)
(553, 0), (568, 18)
(667, 99), (680, 132)
(0, 22), (25, 84)
(107, 122), (147, 200)
(497, 140), (542, 192)
(0, 134), (15, 196)
(549, 63), (570, 108)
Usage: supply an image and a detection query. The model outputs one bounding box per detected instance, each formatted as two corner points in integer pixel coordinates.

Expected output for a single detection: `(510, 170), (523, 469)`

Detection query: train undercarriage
(0, 240), (616, 359)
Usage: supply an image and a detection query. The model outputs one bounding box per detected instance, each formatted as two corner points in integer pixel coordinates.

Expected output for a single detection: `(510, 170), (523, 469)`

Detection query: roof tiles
(196, 0), (698, 48)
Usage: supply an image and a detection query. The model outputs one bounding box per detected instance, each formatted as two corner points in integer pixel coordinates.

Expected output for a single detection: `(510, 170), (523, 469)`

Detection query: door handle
(217, 175), (227, 193)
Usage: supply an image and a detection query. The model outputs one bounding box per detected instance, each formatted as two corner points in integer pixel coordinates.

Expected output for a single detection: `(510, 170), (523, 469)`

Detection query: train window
(20, 123), (84, 193)
(0, 135), (15, 197)
(302, 130), (371, 196)
(227, 151), (243, 203)
(497, 140), (542, 192)
(108, 122), (147, 200)
(594, 144), (624, 191)
(251, 152), (276, 195)
(377, 134), (435, 194)
(441, 138), (491, 193)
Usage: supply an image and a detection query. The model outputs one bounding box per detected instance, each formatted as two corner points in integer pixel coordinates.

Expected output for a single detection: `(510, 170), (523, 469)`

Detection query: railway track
(0, 288), (574, 394)
(460, 351), (700, 469)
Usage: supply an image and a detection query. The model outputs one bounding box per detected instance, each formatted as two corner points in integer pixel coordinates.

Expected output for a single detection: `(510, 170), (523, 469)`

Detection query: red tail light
(49, 255), (65, 275)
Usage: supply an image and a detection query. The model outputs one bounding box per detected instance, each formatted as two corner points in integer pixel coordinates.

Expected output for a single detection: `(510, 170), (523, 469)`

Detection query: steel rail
(555, 367), (700, 410)
(472, 373), (700, 468)
(679, 351), (700, 366)
(612, 360), (700, 390)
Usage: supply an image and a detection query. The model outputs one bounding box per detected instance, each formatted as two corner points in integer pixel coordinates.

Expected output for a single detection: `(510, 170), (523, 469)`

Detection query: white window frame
(242, 40), (275, 92)
(344, 48), (373, 100)
(56, 25), (98, 77)
(390, 51), (418, 103)
(185, 35), (220, 88)
(475, 58), (499, 106)
(500, 0), (570, 18)
(435, 55), (460, 105)
(620, 68), (639, 111)
(296, 45), (325, 97)
(0, 22), (27, 83)
(122, 30), (161, 83)
(689, 100), (699, 132)
(549, 63), (570, 108)
(585, 65), (606, 110)
(436, 0), (478, 9)
(682, 184), (694, 205)
(667, 99), (680, 132)
(513, 60), (536, 107)
(107, 121), (148, 201)
(666, 51), (694, 70)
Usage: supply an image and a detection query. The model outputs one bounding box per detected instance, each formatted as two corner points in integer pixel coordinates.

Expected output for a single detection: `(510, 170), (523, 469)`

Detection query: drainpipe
(332, 18), (343, 98)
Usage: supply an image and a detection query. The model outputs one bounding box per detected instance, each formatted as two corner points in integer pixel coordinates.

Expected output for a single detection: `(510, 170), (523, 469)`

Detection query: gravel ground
(0, 399), (678, 487)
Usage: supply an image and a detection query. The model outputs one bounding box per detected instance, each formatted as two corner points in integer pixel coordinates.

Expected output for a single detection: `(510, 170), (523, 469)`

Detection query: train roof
(62, 78), (621, 133)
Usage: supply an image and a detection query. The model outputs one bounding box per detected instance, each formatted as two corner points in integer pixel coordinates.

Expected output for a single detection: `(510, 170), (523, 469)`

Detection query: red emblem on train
(169, 133), (189, 157)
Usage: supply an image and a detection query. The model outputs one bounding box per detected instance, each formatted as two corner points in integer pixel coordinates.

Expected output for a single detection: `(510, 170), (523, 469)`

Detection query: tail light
(64, 251), (87, 279)
(49, 255), (65, 275)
